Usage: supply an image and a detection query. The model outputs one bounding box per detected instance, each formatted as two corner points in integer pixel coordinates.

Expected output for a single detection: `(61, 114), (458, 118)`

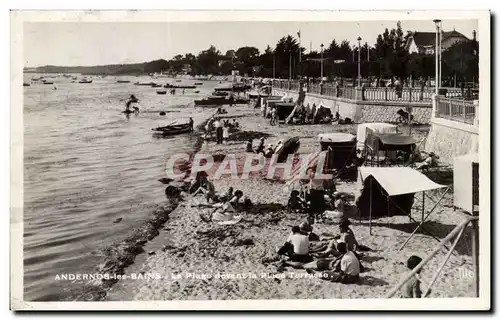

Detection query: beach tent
(318, 133), (356, 171)
(275, 102), (296, 121)
(356, 167), (448, 243)
(364, 132), (417, 166)
(453, 153), (479, 214)
(313, 103), (333, 123)
(356, 123), (398, 151)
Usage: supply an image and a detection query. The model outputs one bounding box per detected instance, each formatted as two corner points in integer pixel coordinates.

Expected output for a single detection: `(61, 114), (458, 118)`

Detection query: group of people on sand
(277, 219), (364, 284)
(187, 171), (252, 223)
(286, 166), (347, 225)
(245, 137), (284, 158)
(277, 217), (425, 297)
(204, 116), (239, 144)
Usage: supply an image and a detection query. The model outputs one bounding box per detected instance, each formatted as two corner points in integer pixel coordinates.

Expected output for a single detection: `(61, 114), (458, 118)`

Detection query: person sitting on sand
(306, 242), (360, 284)
(264, 144), (275, 158)
(220, 187), (234, 202)
(246, 139), (254, 153)
(188, 171), (207, 194)
(401, 255), (424, 298)
(206, 190), (244, 222)
(191, 174), (218, 203)
(284, 226), (313, 263)
(415, 152), (439, 172)
(255, 137), (265, 154)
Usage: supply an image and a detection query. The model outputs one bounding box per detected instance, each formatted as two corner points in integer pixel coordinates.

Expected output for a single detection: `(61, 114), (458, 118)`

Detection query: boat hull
(152, 124), (191, 136)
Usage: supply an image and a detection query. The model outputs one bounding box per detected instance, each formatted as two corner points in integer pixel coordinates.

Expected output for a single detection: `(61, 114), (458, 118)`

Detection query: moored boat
(117, 80), (131, 83)
(152, 123), (191, 136)
(23, 83), (30, 87)
(134, 81), (155, 86)
(164, 84), (196, 89)
(194, 82), (203, 85)
(157, 90), (167, 95)
(79, 79), (93, 83)
(194, 96), (249, 106)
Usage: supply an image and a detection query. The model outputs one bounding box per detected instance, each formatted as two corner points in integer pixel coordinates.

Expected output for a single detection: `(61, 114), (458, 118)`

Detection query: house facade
(405, 30), (473, 55)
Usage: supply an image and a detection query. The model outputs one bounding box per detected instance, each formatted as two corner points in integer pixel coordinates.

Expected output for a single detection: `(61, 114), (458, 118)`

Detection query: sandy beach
(107, 104), (476, 301)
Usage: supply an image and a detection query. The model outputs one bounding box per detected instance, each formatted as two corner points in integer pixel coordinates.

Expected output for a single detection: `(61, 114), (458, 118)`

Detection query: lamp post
(357, 37), (362, 87)
(433, 19), (442, 95)
(320, 43), (324, 83)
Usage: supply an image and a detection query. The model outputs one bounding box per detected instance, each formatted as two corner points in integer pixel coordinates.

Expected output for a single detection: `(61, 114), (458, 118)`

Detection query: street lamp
(433, 19), (442, 95)
(357, 36), (362, 87)
(320, 43), (324, 83)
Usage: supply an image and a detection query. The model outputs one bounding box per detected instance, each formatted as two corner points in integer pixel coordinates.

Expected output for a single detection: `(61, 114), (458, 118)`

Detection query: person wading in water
(125, 94), (139, 112)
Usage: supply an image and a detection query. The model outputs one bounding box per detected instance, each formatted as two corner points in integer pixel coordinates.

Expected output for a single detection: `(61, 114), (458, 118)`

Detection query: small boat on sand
(152, 123), (191, 136)
(23, 83), (30, 87)
(117, 80), (131, 83)
(79, 79), (93, 83)
(42, 81), (54, 85)
(157, 90), (167, 95)
(194, 82), (203, 85)
(151, 83), (163, 88)
(134, 82), (155, 86)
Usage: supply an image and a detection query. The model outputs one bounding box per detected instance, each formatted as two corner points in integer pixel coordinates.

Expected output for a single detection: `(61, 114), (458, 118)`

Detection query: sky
(23, 19), (478, 67)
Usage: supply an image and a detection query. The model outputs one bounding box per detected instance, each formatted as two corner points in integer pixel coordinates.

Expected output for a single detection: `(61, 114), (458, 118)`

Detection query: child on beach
(246, 139), (254, 153)
(401, 255), (424, 298)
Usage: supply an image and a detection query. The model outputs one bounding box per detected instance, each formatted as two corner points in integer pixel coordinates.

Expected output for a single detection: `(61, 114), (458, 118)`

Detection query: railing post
(320, 83), (324, 95)
(448, 98), (452, 120)
(384, 87), (388, 101)
(409, 88), (412, 102)
(335, 85), (340, 98)
(463, 99), (466, 123)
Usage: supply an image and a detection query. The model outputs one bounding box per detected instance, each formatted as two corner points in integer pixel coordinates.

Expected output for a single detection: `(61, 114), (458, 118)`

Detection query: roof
(359, 167), (446, 196)
(407, 30), (469, 49)
(375, 133), (417, 146)
(357, 123), (398, 148)
(318, 133), (356, 143)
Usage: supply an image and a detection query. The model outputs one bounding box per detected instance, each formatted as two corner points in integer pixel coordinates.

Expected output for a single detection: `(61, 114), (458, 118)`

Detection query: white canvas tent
(357, 167), (449, 248)
(356, 123), (398, 151)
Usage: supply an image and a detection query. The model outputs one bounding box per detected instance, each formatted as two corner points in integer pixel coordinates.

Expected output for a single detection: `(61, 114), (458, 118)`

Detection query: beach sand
(110, 104), (476, 301)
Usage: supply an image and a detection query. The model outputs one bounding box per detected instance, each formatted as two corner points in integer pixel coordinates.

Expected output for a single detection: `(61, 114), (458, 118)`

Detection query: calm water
(23, 75), (218, 301)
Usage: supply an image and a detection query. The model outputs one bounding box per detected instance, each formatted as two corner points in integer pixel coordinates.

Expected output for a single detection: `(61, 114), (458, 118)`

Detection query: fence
(271, 79), (466, 103)
(435, 96), (477, 125)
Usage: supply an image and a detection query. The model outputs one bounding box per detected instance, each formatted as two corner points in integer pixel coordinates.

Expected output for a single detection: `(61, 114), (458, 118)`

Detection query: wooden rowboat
(152, 123), (191, 136)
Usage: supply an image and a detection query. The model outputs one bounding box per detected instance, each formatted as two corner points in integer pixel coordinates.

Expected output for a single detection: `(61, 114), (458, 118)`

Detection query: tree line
(27, 22), (478, 82)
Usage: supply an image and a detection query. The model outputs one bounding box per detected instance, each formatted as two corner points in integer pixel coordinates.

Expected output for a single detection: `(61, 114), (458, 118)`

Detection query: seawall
(272, 88), (479, 164)
(272, 88), (432, 124)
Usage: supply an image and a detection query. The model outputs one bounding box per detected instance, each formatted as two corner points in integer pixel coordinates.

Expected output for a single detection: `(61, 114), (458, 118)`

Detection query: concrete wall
(272, 88), (432, 124)
(424, 117), (478, 164)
